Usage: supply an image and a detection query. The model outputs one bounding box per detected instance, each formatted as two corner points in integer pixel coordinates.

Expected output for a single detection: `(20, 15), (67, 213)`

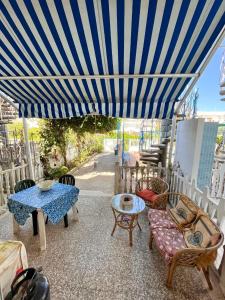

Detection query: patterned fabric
(184, 215), (220, 248)
(169, 195), (198, 226)
(8, 183), (79, 225)
(148, 209), (178, 230)
(152, 227), (186, 263)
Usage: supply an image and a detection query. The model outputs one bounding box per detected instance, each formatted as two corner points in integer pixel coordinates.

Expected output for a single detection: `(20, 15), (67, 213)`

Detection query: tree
(39, 120), (70, 166)
(39, 115), (117, 166)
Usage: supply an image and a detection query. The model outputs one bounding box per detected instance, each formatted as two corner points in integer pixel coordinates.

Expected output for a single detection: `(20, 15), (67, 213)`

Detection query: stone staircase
(0, 97), (18, 125)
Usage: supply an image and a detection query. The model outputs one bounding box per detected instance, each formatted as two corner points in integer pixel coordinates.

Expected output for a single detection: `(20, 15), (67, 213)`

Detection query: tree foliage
(63, 115), (117, 134)
(39, 115), (117, 166)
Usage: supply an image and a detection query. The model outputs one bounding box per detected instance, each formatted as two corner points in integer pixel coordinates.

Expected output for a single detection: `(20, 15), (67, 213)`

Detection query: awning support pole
(23, 118), (34, 180)
(168, 116), (177, 167)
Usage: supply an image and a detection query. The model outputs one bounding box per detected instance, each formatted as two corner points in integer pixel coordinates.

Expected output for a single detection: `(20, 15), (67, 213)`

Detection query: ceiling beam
(0, 73), (199, 81)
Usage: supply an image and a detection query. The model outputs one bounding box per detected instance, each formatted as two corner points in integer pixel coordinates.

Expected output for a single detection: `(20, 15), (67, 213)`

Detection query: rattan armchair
(136, 177), (169, 209)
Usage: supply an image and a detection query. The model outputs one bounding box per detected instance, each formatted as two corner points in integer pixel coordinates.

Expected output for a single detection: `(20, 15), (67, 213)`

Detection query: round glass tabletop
(112, 194), (145, 215)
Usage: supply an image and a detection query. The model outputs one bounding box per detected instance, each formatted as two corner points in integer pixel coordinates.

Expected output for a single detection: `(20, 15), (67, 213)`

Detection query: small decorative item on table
(37, 180), (54, 192)
(120, 194), (133, 210)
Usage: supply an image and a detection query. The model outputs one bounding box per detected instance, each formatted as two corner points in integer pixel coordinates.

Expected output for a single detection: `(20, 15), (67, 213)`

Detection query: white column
(23, 118), (34, 180)
(168, 116), (177, 166)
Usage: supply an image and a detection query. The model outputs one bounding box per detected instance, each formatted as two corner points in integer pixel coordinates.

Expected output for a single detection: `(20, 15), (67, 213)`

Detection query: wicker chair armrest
(151, 193), (169, 210)
(171, 247), (207, 267)
(171, 232), (224, 268)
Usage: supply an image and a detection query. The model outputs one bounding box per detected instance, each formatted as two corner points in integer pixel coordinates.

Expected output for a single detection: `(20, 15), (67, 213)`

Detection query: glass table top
(112, 194), (145, 215)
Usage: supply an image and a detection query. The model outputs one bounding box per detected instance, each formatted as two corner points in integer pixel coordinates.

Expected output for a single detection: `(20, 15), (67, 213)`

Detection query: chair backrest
(59, 174), (75, 186)
(137, 177), (169, 194)
(14, 179), (35, 193)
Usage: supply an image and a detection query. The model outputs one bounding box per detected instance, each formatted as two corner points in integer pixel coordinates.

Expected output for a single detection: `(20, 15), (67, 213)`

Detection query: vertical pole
(23, 118), (34, 180)
(122, 120), (125, 165)
(168, 116), (177, 166)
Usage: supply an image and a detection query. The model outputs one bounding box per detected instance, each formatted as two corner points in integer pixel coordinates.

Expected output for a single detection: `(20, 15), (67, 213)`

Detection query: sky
(195, 40), (225, 112)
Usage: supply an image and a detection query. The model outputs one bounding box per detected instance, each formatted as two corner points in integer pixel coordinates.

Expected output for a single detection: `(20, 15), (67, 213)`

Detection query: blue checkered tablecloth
(8, 183), (79, 225)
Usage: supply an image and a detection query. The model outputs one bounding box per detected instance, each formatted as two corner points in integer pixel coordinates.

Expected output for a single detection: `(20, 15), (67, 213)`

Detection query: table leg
(32, 210), (38, 236)
(111, 208), (117, 236)
(137, 218), (142, 231)
(72, 205), (79, 221)
(12, 215), (20, 234)
(128, 215), (136, 247)
(64, 214), (68, 227)
(37, 209), (46, 251)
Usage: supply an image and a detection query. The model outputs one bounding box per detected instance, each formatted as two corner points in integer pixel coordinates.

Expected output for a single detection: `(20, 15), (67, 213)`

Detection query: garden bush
(47, 166), (69, 179)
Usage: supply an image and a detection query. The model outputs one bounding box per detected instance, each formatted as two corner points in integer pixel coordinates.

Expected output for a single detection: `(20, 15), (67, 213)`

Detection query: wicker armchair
(136, 177), (169, 209)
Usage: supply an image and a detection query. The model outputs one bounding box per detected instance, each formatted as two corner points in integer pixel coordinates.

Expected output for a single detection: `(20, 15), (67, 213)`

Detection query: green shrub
(47, 166), (69, 179)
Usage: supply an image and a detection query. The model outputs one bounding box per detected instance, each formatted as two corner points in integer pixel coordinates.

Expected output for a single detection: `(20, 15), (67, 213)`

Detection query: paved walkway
(0, 153), (213, 300)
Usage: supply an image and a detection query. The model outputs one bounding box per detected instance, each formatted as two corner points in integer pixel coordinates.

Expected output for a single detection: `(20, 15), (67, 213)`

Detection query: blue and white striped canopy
(0, 0), (224, 119)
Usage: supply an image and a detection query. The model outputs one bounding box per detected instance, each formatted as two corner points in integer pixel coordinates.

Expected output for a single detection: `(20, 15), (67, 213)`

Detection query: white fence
(211, 159), (225, 198)
(114, 161), (166, 194)
(0, 160), (43, 206)
(169, 172), (225, 229)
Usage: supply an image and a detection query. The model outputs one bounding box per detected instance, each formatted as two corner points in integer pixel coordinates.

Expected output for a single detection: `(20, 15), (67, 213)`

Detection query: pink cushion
(148, 208), (178, 230)
(152, 227), (186, 263)
(136, 189), (157, 202)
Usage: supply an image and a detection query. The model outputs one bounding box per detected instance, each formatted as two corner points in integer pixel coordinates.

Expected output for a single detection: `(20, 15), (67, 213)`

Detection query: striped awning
(0, 0), (224, 119)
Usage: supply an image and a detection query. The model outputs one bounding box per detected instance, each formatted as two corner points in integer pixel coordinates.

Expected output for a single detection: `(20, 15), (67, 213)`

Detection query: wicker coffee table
(111, 194), (145, 246)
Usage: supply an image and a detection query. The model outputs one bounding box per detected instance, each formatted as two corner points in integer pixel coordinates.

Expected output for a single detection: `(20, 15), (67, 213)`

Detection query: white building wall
(175, 119), (218, 188)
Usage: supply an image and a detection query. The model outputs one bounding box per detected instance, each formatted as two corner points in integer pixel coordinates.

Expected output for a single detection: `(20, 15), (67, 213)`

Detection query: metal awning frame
(0, 73), (199, 81)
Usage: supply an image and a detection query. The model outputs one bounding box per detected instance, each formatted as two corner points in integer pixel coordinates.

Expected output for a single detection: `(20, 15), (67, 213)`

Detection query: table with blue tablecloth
(8, 183), (79, 250)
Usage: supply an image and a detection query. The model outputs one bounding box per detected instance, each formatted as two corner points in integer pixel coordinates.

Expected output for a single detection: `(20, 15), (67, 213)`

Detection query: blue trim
(126, 0), (141, 117)
(135, 0), (157, 118)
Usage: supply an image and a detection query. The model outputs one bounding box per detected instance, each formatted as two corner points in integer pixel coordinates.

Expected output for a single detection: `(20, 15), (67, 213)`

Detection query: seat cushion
(152, 227), (186, 263)
(136, 189), (157, 202)
(148, 208), (178, 230)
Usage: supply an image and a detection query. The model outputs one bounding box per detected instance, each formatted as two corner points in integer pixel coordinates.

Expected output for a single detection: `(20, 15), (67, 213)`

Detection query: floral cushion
(136, 189), (158, 202)
(152, 227), (186, 263)
(169, 195), (198, 226)
(148, 208), (178, 230)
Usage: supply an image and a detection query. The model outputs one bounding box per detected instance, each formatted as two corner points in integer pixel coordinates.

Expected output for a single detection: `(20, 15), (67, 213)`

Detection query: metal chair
(14, 179), (38, 236)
